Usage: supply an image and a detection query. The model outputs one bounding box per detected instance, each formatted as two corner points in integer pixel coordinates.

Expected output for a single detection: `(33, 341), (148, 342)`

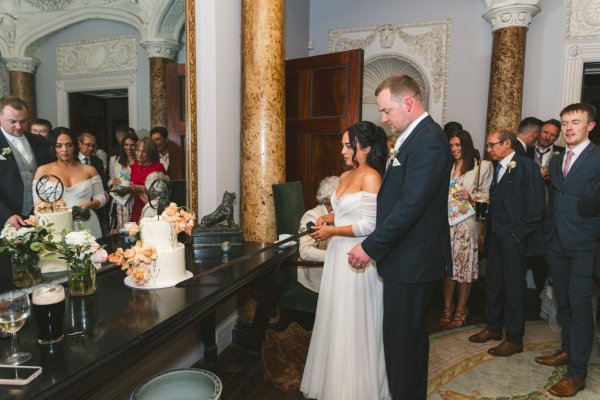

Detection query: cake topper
(147, 178), (171, 217)
(35, 174), (64, 207)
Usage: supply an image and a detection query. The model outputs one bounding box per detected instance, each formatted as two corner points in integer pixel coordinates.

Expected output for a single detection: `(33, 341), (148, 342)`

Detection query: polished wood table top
(0, 236), (294, 399)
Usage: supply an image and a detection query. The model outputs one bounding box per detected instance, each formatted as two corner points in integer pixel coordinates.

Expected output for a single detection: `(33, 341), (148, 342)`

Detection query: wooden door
(166, 63), (186, 179)
(286, 49), (363, 208)
(68, 93), (109, 149)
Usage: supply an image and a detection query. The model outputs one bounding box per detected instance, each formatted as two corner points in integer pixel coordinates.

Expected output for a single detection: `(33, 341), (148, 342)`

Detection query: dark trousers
(383, 279), (436, 400)
(546, 234), (596, 379)
(528, 255), (549, 299)
(485, 232), (527, 344)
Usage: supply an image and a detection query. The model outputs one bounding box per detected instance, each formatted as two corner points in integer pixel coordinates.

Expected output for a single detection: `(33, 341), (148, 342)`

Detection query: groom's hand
(348, 244), (372, 270)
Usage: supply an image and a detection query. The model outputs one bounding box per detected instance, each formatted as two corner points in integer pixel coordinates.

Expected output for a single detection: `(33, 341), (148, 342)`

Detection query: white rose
(0, 224), (17, 241)
(65, 231), (89, 246)
(16, 227), (35, 237)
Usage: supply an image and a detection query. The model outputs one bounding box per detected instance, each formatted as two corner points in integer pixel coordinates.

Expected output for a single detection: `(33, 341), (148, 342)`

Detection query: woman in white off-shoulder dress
(33, 127), (106, 238)
(301, 121), (390, 400)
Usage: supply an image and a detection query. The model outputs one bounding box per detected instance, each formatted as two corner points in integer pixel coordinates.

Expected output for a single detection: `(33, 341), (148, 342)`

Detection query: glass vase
(11, 253), (42, 288)
(67, 262), (96, 296)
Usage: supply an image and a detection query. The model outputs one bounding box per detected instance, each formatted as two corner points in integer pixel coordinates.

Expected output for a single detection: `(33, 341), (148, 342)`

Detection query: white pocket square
(0, 155), (6, 161)
(392, 158), (401, 167)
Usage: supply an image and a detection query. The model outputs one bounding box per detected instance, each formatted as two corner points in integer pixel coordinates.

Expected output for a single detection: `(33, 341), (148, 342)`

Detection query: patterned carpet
(427, 321), (600, 399)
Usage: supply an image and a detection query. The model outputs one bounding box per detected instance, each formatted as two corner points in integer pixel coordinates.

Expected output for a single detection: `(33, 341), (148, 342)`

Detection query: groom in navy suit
(0, 96), (49, 228)
(348, 74), (452, 399)
(535, 103), (600, 397)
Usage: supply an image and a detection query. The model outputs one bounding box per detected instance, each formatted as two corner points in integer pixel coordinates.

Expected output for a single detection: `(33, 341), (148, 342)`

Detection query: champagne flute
(0, 290), (31, 365)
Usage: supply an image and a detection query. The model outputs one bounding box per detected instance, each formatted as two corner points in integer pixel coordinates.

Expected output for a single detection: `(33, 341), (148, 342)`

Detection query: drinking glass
(0, 290), (31, 365)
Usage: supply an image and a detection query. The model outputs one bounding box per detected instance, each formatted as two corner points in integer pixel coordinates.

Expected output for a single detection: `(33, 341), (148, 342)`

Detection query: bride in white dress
(301, 121), (390, 400)
(32, 128), (106, 238)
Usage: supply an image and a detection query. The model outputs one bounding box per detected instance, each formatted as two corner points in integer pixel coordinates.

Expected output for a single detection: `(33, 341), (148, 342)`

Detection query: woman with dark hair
(439, 130), (492, 329)
(108, 133), (138, 233)
(127, 137), (166, 223)
(301, 121), (390, 400)
(33, 127), (105, 238)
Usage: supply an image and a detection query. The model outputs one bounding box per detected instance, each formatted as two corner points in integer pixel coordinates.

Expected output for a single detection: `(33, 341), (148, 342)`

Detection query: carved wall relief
(567, 0), (600, 39)
(329, 20), (450, 124)
(57, 35), (137, 79)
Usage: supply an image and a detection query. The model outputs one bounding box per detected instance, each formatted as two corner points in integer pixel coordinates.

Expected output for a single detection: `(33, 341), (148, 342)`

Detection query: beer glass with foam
(32, 285), (65, 344)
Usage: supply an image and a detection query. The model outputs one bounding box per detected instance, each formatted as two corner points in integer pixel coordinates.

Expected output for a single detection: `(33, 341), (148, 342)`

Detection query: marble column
(240, 0), (285, 242)
(4, 57), (39, 118)
(483, 2), (540, 135)
(141, 41), (179, 128)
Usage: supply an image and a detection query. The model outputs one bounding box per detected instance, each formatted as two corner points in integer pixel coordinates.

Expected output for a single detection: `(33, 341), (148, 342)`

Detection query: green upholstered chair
(272, 181), (321, 315)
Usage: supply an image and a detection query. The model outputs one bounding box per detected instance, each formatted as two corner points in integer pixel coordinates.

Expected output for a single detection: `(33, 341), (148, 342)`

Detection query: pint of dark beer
(32, 285), (65, 344)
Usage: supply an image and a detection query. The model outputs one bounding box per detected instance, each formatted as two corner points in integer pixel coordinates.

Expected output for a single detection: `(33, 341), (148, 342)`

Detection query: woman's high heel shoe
(438, 306), (454, 328)
(446, 307), (469, 329)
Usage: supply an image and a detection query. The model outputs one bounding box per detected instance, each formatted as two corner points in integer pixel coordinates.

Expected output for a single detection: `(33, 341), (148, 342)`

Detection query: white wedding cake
(139, 217), (187, 286)
(37, 209), (72, 273)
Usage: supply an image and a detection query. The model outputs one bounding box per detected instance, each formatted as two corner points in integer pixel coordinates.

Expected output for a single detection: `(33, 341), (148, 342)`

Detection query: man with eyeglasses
(0, 96), (50, 229)
(77, 131), (108, 235)
(469, 129), (545, 359)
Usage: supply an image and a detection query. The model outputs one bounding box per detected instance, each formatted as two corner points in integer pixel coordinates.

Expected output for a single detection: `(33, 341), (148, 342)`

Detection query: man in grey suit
(348, 74), (452, 399)
(526, 119), (563, 304)
(0, 96), (49, 228)
(535, 103), (600, 397)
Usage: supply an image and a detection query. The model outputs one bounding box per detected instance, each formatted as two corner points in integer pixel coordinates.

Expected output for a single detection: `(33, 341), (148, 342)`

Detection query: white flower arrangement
(389, 148), (398, 160)
(507, 160), (517, 173)
(553, 151), (561, 156)
(57, 230), (107, 271)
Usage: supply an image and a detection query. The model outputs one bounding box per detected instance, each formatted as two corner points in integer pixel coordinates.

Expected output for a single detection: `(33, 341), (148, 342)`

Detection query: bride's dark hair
(346, 121), (388, 177)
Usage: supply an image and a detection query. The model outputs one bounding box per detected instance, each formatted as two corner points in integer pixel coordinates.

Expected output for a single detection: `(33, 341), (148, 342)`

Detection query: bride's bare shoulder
(361, 168), (382, 193)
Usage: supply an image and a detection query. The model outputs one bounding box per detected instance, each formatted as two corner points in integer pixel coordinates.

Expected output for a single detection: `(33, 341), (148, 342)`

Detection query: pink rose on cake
(160, 202), (195, 236)
(109, 241), (158, 285)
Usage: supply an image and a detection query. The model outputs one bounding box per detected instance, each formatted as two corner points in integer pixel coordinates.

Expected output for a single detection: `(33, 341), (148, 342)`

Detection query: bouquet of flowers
(161, 202), (195, 236)
(0, 223), (56, 287)
(108, 241), (158, 285)
(55, 231), (107, 295)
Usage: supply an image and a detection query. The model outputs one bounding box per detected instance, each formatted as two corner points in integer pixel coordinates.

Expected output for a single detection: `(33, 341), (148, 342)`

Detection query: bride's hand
(315, 213), (333, 227)
(309, 225), (334, 241)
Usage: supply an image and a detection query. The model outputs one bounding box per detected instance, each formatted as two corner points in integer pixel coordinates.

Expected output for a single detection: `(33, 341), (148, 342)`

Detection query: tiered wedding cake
(36, 203), (72, 273)
(111, 203), (194, 288)
(138, 216), (187, 286)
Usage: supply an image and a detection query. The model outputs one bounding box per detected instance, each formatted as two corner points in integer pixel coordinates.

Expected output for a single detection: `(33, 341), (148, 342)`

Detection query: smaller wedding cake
(35, 202), (72, 273)
(110, 203), (194, 288)
(138, 217), (187, 286)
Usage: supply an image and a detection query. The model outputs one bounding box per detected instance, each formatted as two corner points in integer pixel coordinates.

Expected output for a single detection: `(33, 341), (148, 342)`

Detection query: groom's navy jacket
(362, 115), (453, 282)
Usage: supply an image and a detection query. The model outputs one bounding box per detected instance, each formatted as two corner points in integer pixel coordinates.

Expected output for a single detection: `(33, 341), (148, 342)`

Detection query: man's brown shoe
(487, 340), (523, 357)
(468, 329), (502, 343)
(535, 351), (569, 366)
(548, 375), (585, 397)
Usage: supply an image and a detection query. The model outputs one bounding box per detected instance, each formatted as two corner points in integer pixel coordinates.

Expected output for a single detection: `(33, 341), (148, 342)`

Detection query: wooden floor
(195, 278), (544, 399)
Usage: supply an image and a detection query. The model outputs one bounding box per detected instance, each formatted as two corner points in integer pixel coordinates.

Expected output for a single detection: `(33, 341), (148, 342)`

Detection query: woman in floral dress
(439, 130), (492, 328)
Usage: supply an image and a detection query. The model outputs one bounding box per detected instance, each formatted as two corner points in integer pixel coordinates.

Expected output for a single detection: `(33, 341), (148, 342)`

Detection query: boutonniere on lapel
(507, 160), (517, 174)
(0, 147), (12, 160)
(389, 148), (398, 160)
(553, 151), (560, 156)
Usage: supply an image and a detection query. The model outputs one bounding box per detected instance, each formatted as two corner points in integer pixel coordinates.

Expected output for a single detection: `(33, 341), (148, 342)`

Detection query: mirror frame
(185, 0), (198, 213)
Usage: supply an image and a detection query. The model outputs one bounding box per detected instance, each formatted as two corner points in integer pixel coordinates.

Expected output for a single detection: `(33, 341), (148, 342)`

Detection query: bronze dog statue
(200, 191), (238, 228)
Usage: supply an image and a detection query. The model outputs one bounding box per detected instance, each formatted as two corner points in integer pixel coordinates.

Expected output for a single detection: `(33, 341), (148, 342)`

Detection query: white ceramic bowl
(131, 368), (222, 400)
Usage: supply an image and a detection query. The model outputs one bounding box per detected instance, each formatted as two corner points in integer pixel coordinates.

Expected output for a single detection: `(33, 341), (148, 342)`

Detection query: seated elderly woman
(297, 175), (340, 293)
(139, 171), (170, 219)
